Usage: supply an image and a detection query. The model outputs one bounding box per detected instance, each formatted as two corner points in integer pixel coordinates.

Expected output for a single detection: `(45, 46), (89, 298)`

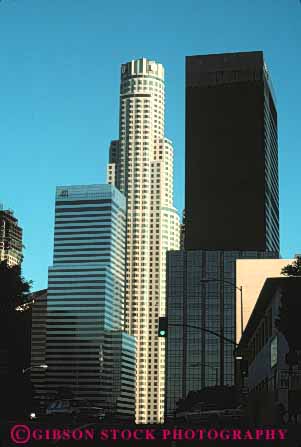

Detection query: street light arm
(22, 364), (48, 374)
(190, 362), (219, 386)
(168, 323), (238, 347)
(222, 280), (242, 292)
(190, 362), (217, 371)
(200, 278), (242, 292)
(200, 278), (243, 339)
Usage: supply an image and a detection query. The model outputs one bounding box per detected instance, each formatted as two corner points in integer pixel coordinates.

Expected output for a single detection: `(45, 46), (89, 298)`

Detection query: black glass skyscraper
(185, 51), (279, 253)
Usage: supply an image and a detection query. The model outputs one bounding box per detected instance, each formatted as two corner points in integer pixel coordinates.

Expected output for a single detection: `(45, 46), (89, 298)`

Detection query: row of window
(248, 308), (273, 364)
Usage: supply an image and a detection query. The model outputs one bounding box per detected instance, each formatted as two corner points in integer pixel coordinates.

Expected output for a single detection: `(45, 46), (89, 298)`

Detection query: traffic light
(158, 317), (168, 337)
(241, 359), (248, 377)
(285, 351), (299, 367)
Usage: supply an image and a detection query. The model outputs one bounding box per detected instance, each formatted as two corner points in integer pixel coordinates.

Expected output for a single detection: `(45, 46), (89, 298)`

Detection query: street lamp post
(167, 322), (243, 365)
(163, 320), (245, 417)
(168, 322), (243, 363)
(199, 278), (243, 386)
(199, 278), (243, 341)
(20, 364), (48, 419)
(190, 362), (219, 387)
(22, 364), (48, 374)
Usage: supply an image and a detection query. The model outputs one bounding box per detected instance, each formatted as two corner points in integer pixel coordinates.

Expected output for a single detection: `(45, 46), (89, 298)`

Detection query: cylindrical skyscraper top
(121, 58), (164, 81)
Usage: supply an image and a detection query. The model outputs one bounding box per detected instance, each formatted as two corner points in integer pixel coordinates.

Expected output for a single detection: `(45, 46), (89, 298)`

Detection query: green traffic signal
(158, 317), (167, 337)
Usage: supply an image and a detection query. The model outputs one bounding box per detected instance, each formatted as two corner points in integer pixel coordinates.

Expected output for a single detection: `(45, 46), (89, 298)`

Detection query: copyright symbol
(10, 425), (31, 444)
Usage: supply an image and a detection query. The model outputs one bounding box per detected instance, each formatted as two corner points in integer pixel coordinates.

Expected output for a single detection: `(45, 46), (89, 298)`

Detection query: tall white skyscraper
(108, 58), (180, 423)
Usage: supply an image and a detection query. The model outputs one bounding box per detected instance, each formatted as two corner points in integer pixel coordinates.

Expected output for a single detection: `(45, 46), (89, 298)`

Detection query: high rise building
(236, 276), (301, 425)
(235, 258), (294, 342)
(165, 249), (278, 417)
(108, 58), (180, 423)
(180, 210), (186, 250)
(43, 185), (135, 417)
(185, 51), (279, 253)
(0, 207), (23, 266)
(165, 51), (280, 418)
(30, 289), (48, 404)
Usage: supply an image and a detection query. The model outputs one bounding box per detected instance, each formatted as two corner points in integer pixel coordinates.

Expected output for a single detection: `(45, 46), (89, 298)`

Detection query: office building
(236, 258), (294, 342)
(164, 51), (281, 418)
(30, 289), (48, 403)
(185, 51), (279, 253)
(108, 58), (180, 423)
(44, 185), (135, 417)
(236, 277), (301, 425)
(165, 249), (277, 418)
(0, 207), (23, 266)
(180, 210), (185, 250)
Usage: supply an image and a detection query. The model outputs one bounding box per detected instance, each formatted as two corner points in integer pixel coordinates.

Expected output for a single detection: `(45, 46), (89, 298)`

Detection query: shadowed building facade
(185, 51), (279, 253)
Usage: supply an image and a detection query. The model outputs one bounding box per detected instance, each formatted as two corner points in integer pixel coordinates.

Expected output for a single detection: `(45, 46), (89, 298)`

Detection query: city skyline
(1, 0), (300, 290)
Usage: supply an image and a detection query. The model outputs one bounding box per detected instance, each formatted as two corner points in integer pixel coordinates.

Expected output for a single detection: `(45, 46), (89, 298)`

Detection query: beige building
(236, 258), (293, 342)
(0, 208), (22, 266)
(107, 58), (180, 423)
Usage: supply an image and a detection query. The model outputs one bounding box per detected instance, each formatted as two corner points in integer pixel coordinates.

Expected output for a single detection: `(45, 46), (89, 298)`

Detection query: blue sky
(0, 0), (300, 291)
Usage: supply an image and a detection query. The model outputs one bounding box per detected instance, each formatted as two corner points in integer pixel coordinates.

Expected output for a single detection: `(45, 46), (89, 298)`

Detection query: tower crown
(121, 58), (164, 81)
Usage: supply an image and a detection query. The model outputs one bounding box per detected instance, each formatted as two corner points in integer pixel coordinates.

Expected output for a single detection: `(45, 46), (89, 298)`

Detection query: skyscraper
(165, 51), (280, 417)
(108, 58), (180, 423)
(185, 51), (279, 253)
(0, 207), (22, 266)
(30, 289), (48, 405)
(43, 185), (135, 417)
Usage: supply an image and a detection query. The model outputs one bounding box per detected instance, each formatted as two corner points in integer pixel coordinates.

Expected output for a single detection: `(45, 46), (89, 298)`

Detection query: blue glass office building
(44, 184), (135, 417)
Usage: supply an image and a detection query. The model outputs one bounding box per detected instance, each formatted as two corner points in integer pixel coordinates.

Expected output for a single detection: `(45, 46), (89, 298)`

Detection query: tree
(281, 256), (301, 277)
(176, 386), (239, 413)
(0, 261), (33, 417)
(0, 261), (32, 310)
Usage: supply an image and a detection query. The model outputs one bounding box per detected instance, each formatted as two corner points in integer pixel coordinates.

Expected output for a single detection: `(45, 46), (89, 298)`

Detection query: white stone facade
(108, 58), (180, 423)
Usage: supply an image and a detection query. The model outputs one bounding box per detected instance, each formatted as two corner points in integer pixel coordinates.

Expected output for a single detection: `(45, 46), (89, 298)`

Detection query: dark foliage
(0, 261), (33, 417)
(0, 260), (32, 310)
(176, 385), (239, 413)
(281, 256), (301, 277)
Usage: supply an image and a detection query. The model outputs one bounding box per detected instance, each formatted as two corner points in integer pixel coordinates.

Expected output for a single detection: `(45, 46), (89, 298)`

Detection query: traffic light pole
(165, 322), (247, 381)
(168, 322), (238, 348)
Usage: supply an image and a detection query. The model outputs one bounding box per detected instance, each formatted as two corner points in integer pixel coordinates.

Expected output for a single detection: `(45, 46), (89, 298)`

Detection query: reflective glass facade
(44, 184), (135, 416)
(165, 249), (278, 417)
